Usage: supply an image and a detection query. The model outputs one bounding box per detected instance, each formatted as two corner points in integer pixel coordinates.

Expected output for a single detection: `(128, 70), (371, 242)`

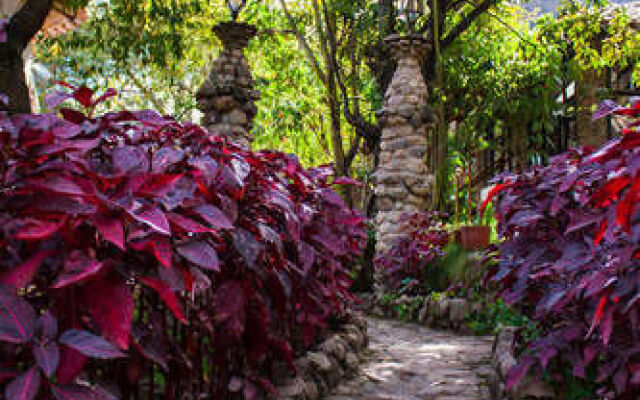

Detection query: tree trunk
(0, 0), (53, 114)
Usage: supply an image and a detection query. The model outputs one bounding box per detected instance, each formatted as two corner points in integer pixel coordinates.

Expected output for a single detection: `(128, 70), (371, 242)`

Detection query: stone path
(326, 318), (494, 400)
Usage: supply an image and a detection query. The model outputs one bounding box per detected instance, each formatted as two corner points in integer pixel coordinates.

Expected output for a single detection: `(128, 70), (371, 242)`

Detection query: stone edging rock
(359, 293), (481, 333)
(489, 327), (554, 400)
(274, 312), (368, 400)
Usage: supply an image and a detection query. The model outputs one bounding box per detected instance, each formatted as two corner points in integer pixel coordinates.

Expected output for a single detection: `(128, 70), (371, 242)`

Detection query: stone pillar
(374, 35), (435, 254)
(196, 22), (260, 148)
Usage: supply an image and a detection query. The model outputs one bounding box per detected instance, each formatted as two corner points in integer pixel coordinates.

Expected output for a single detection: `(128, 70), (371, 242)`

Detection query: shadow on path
(326, 318), (494, 400)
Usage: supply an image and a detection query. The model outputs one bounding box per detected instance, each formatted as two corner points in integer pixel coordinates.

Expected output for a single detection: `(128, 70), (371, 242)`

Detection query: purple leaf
(152, 146), (185, 173)
(33, 342), (60, 377)
(0, 286), (36, 343)
(52, 384), (118, 400)
(111, 146), (150, 175)
(0, 19), (8, 43)
(233, 230), (263, 268)
(506, 357), (536, 390)
(4, 367), (40, 400)
(91, 213), (125, 250)
(127, 202), (171, 235)
(593, 100), (620, 120)
(46, 91), (74, 109)
(58, 329), (125, 359)
(36, 312), (58, 340)
(177, 241), (220, 271)
(214, 280), (247, 339)
(131, 321), (169, 371)
(193, 205), (233, 230)
(52, 252), (104, 289)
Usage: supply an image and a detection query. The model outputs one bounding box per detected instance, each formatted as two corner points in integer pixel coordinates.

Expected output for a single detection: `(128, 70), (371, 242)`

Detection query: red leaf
(137, 174), (184, 197)
(214, 280), (246, 339)
(15, 219), (65, 240)
(52, 252), (104, 289)
(4, 367), (40, 400)
(616, 191), (634, 233)
(0, 286), (36, 343)
(630, 363), (640, 385)
(72, 86), (94, 108)
(591, 176), (631, 208)
(167, 213), (214, 234)
(332, 177), (362, 186)
(59, 329), (125, 359)
(29, 176), (86, 196)
(588, 296), (608, 338)
(0, 369), (17, 384)
(600, 305), (614, 346)
(55, 347), (86, 385)
(0, 250), (51, 290)
(139, 277), (187, 324)
(129, 237), (172, 268)
(91, 213), (124, 250)
(84, 275), (133, 350)
(480, 183), (509, 215)
(595, 219), (607, 246)
(177, 240), (220, 271)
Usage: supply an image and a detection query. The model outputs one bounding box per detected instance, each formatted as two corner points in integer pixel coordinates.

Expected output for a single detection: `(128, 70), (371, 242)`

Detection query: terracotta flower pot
(458, 225), (490, 251)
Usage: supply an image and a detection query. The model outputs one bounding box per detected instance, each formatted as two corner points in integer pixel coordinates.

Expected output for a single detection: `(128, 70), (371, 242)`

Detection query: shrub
(483, 100), (640, 399)
(0, 85), (366, 399)
(375, 212), (450, 293)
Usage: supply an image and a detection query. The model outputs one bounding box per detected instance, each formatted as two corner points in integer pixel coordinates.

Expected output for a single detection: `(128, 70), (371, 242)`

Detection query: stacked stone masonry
(489, 327), (554, 400)
(274, 313), (369, 400)
(196, 22), (260, 149)
(375, 35), (435, 254)
(360, 293), (482, 333)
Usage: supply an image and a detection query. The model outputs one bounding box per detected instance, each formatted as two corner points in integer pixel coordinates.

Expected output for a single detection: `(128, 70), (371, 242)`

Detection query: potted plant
(452, 152), (490, 251)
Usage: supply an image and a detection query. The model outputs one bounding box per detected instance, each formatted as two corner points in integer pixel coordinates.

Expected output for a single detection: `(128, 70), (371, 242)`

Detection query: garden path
(326, 318), (494, 400)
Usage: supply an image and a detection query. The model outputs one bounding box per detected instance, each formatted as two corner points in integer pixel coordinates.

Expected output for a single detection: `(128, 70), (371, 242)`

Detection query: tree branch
(323, 0), (380, 153)
(7, 0), (53, 52)
(442, 0), (498, 49)
(278, 0), (327, 83)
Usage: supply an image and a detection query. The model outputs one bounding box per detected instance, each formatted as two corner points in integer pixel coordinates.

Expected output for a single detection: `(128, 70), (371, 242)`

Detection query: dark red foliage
(485, 100), (640, 399)
(0, 85), (366, 399)
(375, 212), (450, 289)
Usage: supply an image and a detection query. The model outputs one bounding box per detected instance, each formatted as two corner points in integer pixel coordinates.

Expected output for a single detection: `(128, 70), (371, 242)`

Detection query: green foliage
(538, 0), (640, 81)
(467, 299), (539, 338)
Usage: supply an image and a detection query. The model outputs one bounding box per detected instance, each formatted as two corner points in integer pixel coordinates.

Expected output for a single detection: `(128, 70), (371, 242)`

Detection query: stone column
(374, 35), (435, 254)
(196, 22), (260, 148)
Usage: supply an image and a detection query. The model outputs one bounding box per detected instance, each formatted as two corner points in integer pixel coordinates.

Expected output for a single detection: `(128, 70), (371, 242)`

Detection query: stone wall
(374, 35), (435, 254)
(274, 313), (368, 400)
(489, 328), (554, 400)
(196, 22), (260, 148)
(359, 293), (481, 333)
